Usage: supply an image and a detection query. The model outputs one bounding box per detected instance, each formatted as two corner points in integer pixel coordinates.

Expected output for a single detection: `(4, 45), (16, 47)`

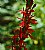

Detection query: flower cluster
(11, 0), (38, 50)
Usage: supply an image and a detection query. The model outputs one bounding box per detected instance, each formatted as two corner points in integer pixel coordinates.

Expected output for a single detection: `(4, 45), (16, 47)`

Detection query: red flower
(12, 35), (19, 39)
(19, 32), (23, 39)
(30, 10), (34, 12)
(13, 47), (16, 50)
(23, 34), (28, 39)
(19, 40), (24, 47)
(19, 27), (23, 39)
(19, 10), (30, 17)
(19, 21), (25, 27)
(27, 18), (31, 24)
(31, 19), (38, 24)
(19, 9), (34, 17)
(19, 10), (26, 16)
(27, 28), (34, 34)
(11, 0), (37, 50)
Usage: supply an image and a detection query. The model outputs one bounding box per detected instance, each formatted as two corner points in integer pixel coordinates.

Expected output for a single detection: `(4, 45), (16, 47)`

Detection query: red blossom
(27, 18), (31, 24)
(19, 10), (34, 17)
(19, 40), (24, 47)
(19, 27), (23, 39)
(19, 21), (25, 27)
(19, 10), (26, 16)
(30, 10), (34, 12)
(31, 19), (38, 24)
(12, 35), (19, 39)
(19, 32), (23, 39)
(23, 34), (28, 38)
(13, 47), (16, 50)
(27, 28), (34, 34)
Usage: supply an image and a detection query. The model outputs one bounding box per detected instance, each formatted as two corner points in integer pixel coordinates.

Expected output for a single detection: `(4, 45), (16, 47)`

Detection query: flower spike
(11, 0), (38, 50)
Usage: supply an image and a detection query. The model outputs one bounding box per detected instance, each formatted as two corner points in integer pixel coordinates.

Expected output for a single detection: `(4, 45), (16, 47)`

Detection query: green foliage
(0, 0), (45, 50)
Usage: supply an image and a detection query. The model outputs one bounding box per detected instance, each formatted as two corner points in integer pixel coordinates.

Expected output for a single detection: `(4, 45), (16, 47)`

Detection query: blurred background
(0, 0), (45, 50)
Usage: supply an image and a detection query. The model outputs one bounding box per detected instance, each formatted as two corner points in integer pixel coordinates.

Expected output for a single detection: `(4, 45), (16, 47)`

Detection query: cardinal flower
(27, 28), (34, 34)
(11, 0), (37, 50)
(22, 34), (28, 39)
(30, 10), (34, 12)
(19, 40), (24, 47)
(19, 27), (23, 39)
(19, 21), (25, 27)
(12, 35), (19, 39)
(19, 32), (23, 39)
(19, 10), (26, 16)
(31, 19), (38, 24)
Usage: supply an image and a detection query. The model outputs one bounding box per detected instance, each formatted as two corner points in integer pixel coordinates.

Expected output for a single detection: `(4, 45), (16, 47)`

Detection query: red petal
(19, 27), (23, 38)
(19, 10), (26, 14)
(12, 35), (18, 39)
(13, 47), (16, 50)
(19, 10), (27, 16)
(19, 10), (26, 13)
(19, 32), (23, 39)
(30, 10), (34, 12)
(23, 34), (28, 38)
(24, 47), (28, 50)
(19, 40), (24, 47)
(19, 21), (25, 27)
(26, 24), (29, 28)
(28, 29), (34, 34)
(31, 19), (38, 24)
(27, 18), (31, 24)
